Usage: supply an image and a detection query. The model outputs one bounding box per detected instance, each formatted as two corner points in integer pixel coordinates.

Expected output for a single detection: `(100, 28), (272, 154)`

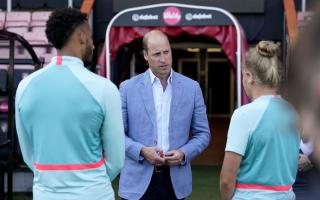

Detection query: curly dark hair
(45, 8), (87, 49)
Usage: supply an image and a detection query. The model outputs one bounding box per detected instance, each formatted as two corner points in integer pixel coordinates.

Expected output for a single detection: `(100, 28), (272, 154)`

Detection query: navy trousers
(293, 168), (320, 200)
(122, 166), (184, 200)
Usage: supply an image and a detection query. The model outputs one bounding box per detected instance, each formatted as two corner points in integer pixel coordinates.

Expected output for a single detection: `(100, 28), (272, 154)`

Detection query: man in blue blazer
(118, 30), (211, 200)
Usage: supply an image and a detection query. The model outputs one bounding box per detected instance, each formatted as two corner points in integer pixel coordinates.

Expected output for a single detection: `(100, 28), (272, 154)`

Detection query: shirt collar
(51, 56), (84, 66)
(254, 94), (281, 102)
(149, 69), (173, 84)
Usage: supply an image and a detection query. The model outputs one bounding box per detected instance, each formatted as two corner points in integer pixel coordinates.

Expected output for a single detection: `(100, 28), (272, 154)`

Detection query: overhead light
(186, 48), (200, 52)
(207, 48), (222, 52)
(185, 48), (221, 52)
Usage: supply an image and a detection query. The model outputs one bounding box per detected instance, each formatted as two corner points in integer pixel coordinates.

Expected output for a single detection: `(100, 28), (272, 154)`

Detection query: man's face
(143, 33), (172, 80)
(81, 23), (94, 66)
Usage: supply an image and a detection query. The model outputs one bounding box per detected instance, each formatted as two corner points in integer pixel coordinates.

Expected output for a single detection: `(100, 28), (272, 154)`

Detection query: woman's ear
(247, 71), (256, 85)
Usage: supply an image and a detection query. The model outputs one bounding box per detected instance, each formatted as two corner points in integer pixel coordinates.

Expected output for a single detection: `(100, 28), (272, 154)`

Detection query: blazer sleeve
(179, 82), (211, 163)
(119, 81), (145, 162)
(101, 81), (125, 181)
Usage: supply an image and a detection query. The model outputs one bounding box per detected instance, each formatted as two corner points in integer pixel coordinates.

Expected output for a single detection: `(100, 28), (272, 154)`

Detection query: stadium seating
(23, 31), (48, 45)
(31, 26), (46, 33)
(31, 11), (51, 27)
(0, 12), (5, 29)
(33, 46), (57, 63)
(5, 27), (28, 36)
(0, 47), (8, 59)
(0, 10), (55, 64)
(5, 11), (31, 28)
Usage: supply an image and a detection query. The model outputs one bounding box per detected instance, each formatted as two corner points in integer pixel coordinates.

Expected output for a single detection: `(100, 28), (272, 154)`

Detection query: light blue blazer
(118, 70), (210, 200)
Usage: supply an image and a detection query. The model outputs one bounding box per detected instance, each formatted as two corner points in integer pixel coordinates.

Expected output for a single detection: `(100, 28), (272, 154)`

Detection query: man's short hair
(45, 8), (87, 49)
(142, 30), (169, 52)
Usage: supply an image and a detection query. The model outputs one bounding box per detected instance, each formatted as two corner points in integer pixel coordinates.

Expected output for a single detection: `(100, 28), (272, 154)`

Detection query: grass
(12, 165), (221, 200)
(189, 165), (221, 200)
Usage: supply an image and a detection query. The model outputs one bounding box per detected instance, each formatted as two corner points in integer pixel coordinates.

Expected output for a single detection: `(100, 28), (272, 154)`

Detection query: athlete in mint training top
(15, 8), (124, 200)
(220, 41), (300, 200)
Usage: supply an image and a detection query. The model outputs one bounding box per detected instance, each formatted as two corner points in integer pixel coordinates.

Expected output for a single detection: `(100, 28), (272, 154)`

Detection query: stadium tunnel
(97, 3), (248, 165)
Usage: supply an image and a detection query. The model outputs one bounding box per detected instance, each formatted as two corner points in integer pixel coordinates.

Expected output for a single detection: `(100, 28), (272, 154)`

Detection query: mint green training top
(225, 95), (300, 200)
(15, 56), (125, 200)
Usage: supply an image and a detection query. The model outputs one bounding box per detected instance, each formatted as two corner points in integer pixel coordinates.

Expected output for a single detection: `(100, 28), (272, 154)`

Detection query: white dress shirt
(149, 69), (172, 152)
(300, 140), (313, 156)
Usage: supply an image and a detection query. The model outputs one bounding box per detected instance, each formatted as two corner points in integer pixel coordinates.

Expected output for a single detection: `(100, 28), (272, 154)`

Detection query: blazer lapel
(139, 71), (157, 127)
(170, 71), (182, 124)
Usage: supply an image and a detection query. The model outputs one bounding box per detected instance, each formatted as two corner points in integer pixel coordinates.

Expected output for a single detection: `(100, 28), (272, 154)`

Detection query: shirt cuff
(179, 149), (188, 166)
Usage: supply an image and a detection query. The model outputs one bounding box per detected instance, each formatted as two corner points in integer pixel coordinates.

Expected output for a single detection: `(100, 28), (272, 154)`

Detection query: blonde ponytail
(244, 41), (282, 88)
